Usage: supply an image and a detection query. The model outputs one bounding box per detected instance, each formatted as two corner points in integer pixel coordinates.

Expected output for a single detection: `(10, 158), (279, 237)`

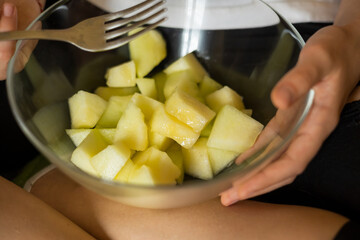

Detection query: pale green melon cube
(129, 28), (166, 78)
(149, 106), (200, 149)
(163, 70), (199, 99)
(96, 95), (132, 128)
(182, 137), (213, 180)
(66, 128), (116, 146)
(207, 105), (264, 153)
(68, 90), (107, 129)
(153, 71), (167, 102)
(130, 93), (163, 121)
(90, 142), (131, 180)
(114, 159), (135, 183)
(164, 53), (208, 83)
(207, 147), (239, 175)
(136, 78), (158, 99)
(94, 86), (139, 101)
(199, 75), (222, 97)
(105, 61), (136, 87)
(70, 130), (108, 176)
(149, 131), (174, 151)
(166, 143), (184, 184)
(206, 86), (245, 113)
(128, 165), (156, 186)
(165, 90), (215, 133)
(115, 102), (148, 151)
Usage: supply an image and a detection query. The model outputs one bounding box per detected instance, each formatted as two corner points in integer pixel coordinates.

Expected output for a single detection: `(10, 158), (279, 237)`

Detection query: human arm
(221, 0), (360, 205)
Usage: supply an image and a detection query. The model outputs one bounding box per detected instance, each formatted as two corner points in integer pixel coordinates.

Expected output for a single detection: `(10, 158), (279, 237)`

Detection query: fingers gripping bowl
(7, 0), (313, 208)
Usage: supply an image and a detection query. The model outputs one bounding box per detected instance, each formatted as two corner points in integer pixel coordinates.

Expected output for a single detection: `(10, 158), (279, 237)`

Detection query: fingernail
(3, 3), (15, 17)
(221, 189), (240, 206)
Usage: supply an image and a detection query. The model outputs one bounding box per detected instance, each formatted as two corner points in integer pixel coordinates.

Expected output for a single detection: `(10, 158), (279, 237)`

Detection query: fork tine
(103, 17), (167, 52)
(105, 0), (166, 31)
(105, 8), (166, 41)
(103, 0), (162, 22)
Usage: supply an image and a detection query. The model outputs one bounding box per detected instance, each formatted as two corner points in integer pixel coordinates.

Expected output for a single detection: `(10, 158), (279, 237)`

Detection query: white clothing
(86, 0), (340, 29)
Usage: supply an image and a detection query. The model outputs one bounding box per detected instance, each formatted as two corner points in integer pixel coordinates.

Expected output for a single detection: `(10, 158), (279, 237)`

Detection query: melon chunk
(70, 130), (108, 176)
(129, 28), (166, 78)
(114, 159), (135, 183)
(66, 128), (116, 146)
(207, 147), (239, 175)
(128, 165), (156, 186)
(165, 90), (215, 133)
(206, 86), (245, 113)
(130, 93), (163, 121)
(136, 78), (157, 99)
(115, 102), (148, 151)
(163, 71), (199, 99)
(153, 71), (167, 102)
(68, 90), (107, 129)
(166, 143), (185, 184)
(96, 95), (132, 128)
(90, 142), (131, 180)
(149, 131), (173, 151)
(128, 147), (180, 185)
(164, 53), (208, 83)
(94, 86), (138, 101)
(149, 106), (200, 149)
(207, 105), (264, 153)
(182, 138), (213, 180)
(199, 75), (222, 97)
(105, 61), (136, 87)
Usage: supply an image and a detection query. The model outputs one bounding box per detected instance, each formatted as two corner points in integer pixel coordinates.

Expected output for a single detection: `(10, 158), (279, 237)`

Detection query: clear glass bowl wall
(6, 0), (312, 208)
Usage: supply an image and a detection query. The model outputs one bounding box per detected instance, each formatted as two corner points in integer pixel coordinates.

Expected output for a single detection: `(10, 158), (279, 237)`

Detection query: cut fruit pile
(66, 29), (264, 186)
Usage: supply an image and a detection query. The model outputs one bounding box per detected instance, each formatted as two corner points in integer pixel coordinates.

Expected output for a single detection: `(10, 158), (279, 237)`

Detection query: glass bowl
(6, 0), (313, 209)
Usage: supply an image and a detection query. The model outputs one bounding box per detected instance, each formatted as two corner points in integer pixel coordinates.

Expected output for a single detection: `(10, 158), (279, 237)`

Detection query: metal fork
(0, 0), (167, 52)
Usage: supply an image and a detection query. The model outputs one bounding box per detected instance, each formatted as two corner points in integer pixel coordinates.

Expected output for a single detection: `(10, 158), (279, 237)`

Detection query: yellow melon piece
(166, 143), (184, 184)
(164, 53), (208, 83)
(96, 95), (132, 128)
(199, 75), (222, 97)
(94, 86), (139, 101)
(163, 70), (199, 99)
(114, 102), (148, 151)
(149, 106), (200, 149)
(136, 78), (158, 99)
(128, 147), (180, 185)
(153, 71), (167, 102)
(130, 93), (163, 121)
(66, 128), (116, 146)
(129, 28), (167, 78)
(149, 131), (174, 151)
(207, 147), (239, 175)
(90, 142), (131, 180)
(165, 90), (215, 133)
(70, 130), (108, 176)
(105, 61), (136, 87)
(68, 90), (107, 129)
(207, 105), (264, 153)
(205, 86), (245, 113)
(182, 137), (213, 180)
(114, 159), (135, 183)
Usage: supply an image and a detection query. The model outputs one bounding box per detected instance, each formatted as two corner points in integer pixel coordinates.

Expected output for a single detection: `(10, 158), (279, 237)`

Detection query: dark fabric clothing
(334, 221), (360, 240)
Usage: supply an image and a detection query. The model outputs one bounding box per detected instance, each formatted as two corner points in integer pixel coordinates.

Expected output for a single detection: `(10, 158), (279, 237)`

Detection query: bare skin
(0, 176), (95, 240)
(221, 0), (360, 205)
(29, 168), (348, 240)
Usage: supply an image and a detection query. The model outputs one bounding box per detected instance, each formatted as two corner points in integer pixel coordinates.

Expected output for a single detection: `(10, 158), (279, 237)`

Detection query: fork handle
(0, 29), (69, 42)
